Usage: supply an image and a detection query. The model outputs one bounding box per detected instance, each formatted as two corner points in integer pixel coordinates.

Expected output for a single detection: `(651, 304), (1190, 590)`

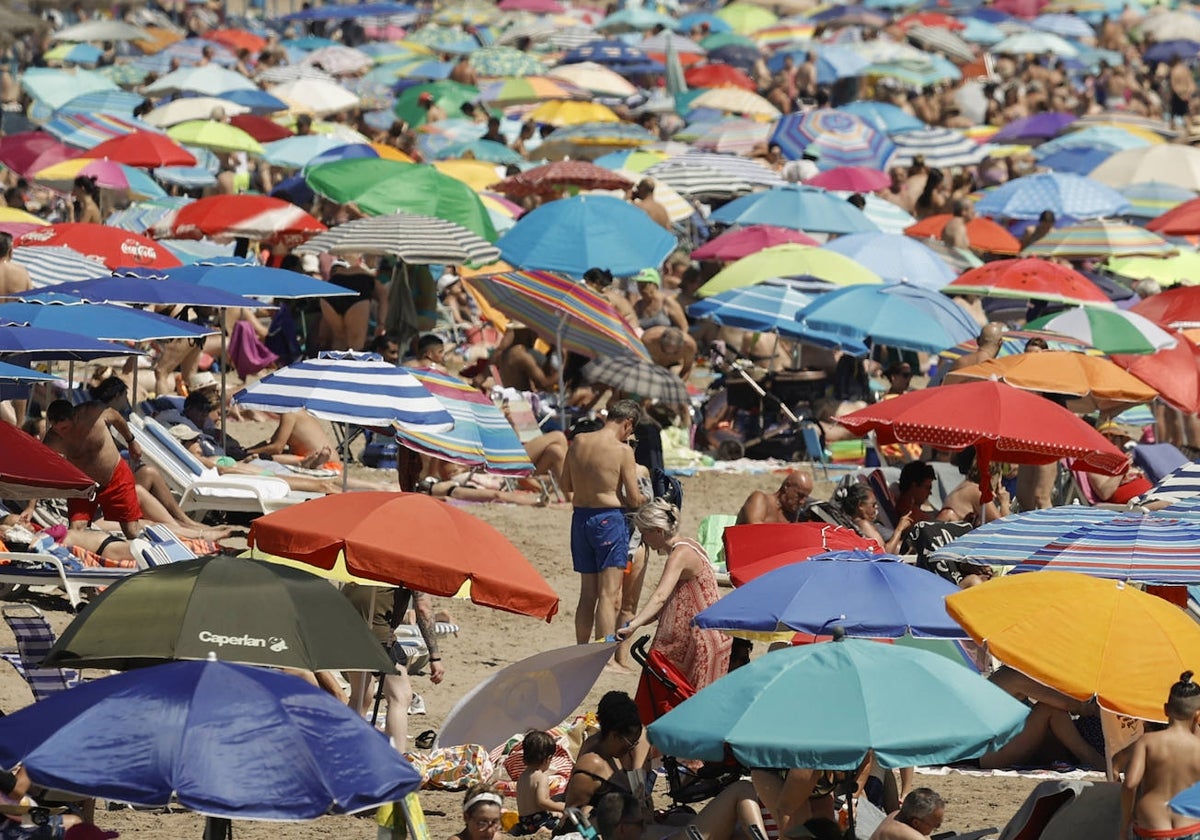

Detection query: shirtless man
(869, 789), (946, 840)
(560, 399), (647, 644)
(496, 326), (555, 392)
(1121, 672), (1200, 840)
(642, 326), (697, 381)
(736, 471), (813, 524)
(582, 267), (639, 335)
(951, 322), (1003, 371)
(631, 179), (672, 231)
(0, 233), (31, 301)
(941, 200), (973, 251)
(43, 399), (144, 539)
(245, 409), (339, 463)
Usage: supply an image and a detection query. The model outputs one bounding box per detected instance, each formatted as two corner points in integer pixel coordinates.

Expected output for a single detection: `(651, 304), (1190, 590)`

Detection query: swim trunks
(1133, 823), (1200, 840)
(67, 459), (143, 525)
(571, 507), (629, 574)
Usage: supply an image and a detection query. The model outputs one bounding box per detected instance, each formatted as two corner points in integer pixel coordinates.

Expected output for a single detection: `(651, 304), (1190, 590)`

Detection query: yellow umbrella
(433, 159), (504, 191)
(526, 100), (620, 127)
(696, 243), (883, 296)
(369, 142), (414, 162)
(946, 571), (1200, 721)
(0, 207), (47, 226)
(716, 1), (779, 34)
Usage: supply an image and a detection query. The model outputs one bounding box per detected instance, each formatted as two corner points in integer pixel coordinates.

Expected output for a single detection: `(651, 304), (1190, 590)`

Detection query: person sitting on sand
(978, 666), (1104, 771)
(736, 470), (814, 525)
(451, 784), (508, 840)
(0, 766), (82, 840)
(836, 483), (913, 553)
(513, 730), (564, 836)
(869, 789), (946, 840)
(1121, 671), (1200, 840)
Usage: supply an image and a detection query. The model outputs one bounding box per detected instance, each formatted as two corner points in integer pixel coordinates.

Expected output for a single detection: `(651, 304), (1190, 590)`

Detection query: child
(513, 731), (563, 836)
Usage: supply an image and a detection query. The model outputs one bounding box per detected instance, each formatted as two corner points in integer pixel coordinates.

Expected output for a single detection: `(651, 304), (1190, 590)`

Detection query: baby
(513, 730), (564, 836)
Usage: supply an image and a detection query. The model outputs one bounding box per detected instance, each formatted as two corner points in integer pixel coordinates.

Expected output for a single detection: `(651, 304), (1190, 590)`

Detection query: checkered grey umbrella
(583, 355), (689, 403)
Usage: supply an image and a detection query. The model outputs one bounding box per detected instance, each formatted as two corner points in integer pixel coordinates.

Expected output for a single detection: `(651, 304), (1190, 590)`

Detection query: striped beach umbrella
(645, 160), (753, 200)
(657, 151), (784, 188)
(477, 76), (587, 106)
(692, 119), (772, 155)
(1026, 307), (1177, 354)
(890, 128), (987, 169)
(44, 113), (164, 151)
(1023, 219), (1176, 259)
(770, 109), (896, 170)
(688, 283), (813, 333)
(1118, 182), (1196, 220)
(837, 101), (926, 135)
(1146, 464), (1200, 504)
(33, 158), (166, 200)
(296, 212), (499, 265)
(583, 356), (688, 403)
(11, 246), (110, 288)
(466, 269), (650, 361)
(152, 195), (326, 247)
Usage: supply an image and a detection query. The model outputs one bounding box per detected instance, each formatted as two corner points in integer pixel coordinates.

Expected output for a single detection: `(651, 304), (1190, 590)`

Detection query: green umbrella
(305, 158), (498, 241)
(393, 80), (479, 128)
(42, 555), (394, 673)
(696, 243), (883, 297)
(1026, 306), (1177, 355)
(167, 119), (266, 155)
(700, 31), (758, 50)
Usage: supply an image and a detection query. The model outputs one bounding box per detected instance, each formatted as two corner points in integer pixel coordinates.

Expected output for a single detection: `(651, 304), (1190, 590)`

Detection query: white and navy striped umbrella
(890, 128), (988, 169)
(13, 246), (110, 288)
(233, 353), (455, 432)
(645, 160), (752, 200)
(661, 151), (785, 188)
(296, 212), (500, 265)
(1144, 463), (1200, 504)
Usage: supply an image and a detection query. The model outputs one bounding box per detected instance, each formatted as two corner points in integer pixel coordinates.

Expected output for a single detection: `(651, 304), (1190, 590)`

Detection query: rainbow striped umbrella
(770, 109), (896, 170)
(1023, 219), (1177, 259)
(396, 368), (533, 474)
(43, 112), (163, 150)
(1119, 182), (1196, 220)
(477, 76), (587, 106)
(33, 158), (166, 199)
(465, 269), (650, 361)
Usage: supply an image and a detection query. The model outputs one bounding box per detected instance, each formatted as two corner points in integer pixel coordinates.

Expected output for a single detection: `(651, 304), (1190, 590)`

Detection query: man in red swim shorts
(44, 399), (144, 539)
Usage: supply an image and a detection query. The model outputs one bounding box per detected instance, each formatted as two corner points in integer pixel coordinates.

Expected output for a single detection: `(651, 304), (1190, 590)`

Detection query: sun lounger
(1, 605), (80, 701)
(0, 549), (131, 611)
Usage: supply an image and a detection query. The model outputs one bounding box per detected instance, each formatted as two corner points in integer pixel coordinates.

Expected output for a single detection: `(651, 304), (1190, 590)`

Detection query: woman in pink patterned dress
(617, 499), (731, 693)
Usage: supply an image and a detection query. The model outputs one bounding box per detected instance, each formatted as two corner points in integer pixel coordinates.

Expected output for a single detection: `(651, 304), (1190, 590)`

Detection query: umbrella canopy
(467, 269), (650, 361)
(946, 350), (1158, 411)
(16, 223), (182, 270)
(1090, 145), (1200, 192)
(47, 274), (254, 309)
(43, 555), (394, 672)
(694, 552), (966, 639)
(11, 246), (111, 287)
(889, 127), (987, 169)
(250, 492), (559, 620)
(0, 658), (421, 818)
(820, 232), (957, 289)
(796, 282), (980, 354)
(229, 113), (294, 143)
(805, 166), (890, 192)
(0, 421), (95, 499)
(0, 295), (213, 342)
(1146, 197), (1200, 236)
(297, 212), (500, 265)
(944, 258), (1114, 306)
(166, 120), (265, 155)
(946, 571), (1200, 721)
(724, 523), (880, 585)
(497, 194), (676, 277)
(21, 68), (118, 111)
(696, 244), (883, 298)
(268, 78), (361, 117)
(490, 160), (633, 198)
(974, 172), (1130, 220)
(547, 61), (638, 97)
(906, 215), (1021, 254)
(478, 76), (587, 106)
(1110, 333), (1200, 414)
(1022, 218), (1176, 259)
(691, 226), (819, 261)
(838, 101), (926, 135)
(0, 133), (79, 178)
(1117, 181), (1196, 221)
(992, 111), (1077, 143)
(770, 109), (896, 170)
(143, 96), (252, 128)
(1133, 286), (1200, 329)
(687, 283), (814, 333)
(835, 380), (1128, 502)
(0, 323), (144, 361)
(160, 262), (353, 302)
(33, 157), (166, 199)
(85, 131), (196, 168)
(710, 184), (879, 235)
(1026, 307), (1177, 354)
(647, 637), (1028, 769)
(143, 64), (258, 97)
(151, 194), (326, 246)
(393, 80), (479, 128)
(582, 356), (689, 403)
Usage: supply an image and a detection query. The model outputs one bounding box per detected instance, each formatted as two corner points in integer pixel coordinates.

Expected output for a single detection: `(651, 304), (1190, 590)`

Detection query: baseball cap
(437, 271), (461, 295)
(187, 371), (218, 392)
(633, 267), (661, 286)
(168, 424), (202, 444)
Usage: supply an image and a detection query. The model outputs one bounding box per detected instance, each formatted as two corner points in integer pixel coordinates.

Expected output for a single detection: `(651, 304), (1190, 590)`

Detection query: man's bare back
(0, 260), (32, 301)
(562, 425), (640, 509)
(43, 403), (124, 484)
(1122, 672), (1200, 838)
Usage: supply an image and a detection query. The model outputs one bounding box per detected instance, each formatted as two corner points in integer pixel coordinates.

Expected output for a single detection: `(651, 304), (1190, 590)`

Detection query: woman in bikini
(562, 694), (644, 825)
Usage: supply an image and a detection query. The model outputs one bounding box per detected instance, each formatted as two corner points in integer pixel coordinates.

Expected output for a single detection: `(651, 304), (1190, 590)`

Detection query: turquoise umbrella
(646, 637), (1028, 769)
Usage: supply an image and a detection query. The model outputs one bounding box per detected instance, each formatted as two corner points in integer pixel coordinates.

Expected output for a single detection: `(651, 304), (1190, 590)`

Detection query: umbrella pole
(341, 422), (349, 493)
(557, 315), (567, 432)
(220, 322), (228, 451)
(203, 816), (232, 840)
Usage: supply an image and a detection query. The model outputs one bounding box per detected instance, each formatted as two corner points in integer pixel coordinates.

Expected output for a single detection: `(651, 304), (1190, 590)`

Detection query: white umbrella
(268, 79), (360, 117)
(547, 61), (638, 97)
(51, 20), (149, 42)
(296, 213), (501, 265)
(302, 45), (373, 76)
(891, 127), (989, 168)
(143, 64), (258, 97)
(1089, 145), (1200, 192)
(142, 96), (250, 128)
(1141, 10), (1200, 43)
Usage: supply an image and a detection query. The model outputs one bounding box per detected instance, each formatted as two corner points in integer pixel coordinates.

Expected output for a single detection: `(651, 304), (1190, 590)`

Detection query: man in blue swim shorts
(561, 399), (648, 645)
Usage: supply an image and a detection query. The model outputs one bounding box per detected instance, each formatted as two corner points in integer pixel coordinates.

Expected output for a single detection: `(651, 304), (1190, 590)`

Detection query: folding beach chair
(1, 605), (80, 701)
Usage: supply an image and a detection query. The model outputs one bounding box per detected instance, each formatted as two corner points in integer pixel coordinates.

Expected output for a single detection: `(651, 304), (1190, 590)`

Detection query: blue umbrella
(1145, 39), (1200, 63)
(47, 273), (258, 309)
(710, 184), (880, 235)
(0, 658), (421, 819)
(262, 135), (356, 169)
(677, 12), (732, 33)
(770, 109), (896, 169)
(820, 233), (957, 289)
(0, 323), (145, 361)
(974, 172), (1130, 221)
(837, 101), (926, 135)
(958, 17), (1006, 46)
(434, 139), (524, 165)
(646, 637), (1029, 769)
(1036, 146), (1112, 176)
(694, 551), (968, 639)
(1119, 181), (1196, 220)
(0, 293), (214, 341)
(1035, 125), (1153, 158)
(705, 44), (759, 72)
(687, 283), (814, 333)
(497, 194), (677, 277)
(1031, 13), (1095, 39)
(1171, 781), (1200, 822)
(0, 360), (60, 382)
(54, 89), (145, 118)
(559, 39), (659, 67)
(216, 88), (289, 114)
(281, 2), (417, 20)
(796, 282), (979, 354)
(765, 46), (870, 84)
(154, 165), (218, 189)
(165, 260), (355, 301)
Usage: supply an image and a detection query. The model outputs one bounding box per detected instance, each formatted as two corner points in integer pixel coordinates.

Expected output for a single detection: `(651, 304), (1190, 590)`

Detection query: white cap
(187, 371), (218, 392)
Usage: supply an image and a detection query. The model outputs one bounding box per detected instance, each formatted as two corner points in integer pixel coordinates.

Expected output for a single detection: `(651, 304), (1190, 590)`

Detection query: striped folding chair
(1, 605), (80, 701)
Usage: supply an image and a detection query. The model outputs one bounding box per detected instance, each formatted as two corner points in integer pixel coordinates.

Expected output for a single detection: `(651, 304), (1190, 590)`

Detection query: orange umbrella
(905, 214), (1021, 254)
(946, 571), (1200, 721)
(248, 492), (560, 621)
(204, 29), (267, 53)
(946, 351), (1158, 412)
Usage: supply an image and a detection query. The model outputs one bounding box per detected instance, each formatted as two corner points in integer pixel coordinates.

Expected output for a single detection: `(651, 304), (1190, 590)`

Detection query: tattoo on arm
(414, 597), (439, 656)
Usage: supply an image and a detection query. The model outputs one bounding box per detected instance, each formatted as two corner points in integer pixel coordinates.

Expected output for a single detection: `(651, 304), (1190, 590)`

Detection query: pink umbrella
(0, 223), (46, 238)
(805, 166), (890, 192)
(499, 0), (564, 10)
(692, 225), (820, 262)
(993, 0), (1048, 17)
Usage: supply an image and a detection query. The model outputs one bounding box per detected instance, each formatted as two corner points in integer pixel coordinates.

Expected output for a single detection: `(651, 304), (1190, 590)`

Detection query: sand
(0, 469), (1040, 839)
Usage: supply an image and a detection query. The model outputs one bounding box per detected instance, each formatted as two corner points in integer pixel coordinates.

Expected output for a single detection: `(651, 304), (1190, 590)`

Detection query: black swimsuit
(327, 270), (375, 315)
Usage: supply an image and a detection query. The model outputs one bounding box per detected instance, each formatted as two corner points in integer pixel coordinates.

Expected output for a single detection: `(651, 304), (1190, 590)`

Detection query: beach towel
(403, 744), (495, 790)
(226, 320), (279, 380)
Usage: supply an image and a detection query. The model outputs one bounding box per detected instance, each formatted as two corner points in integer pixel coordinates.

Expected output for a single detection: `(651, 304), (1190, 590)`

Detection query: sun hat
(187, 371), (219, 392)
(633, 267), (661, 286)
(168, 424), (202, 444)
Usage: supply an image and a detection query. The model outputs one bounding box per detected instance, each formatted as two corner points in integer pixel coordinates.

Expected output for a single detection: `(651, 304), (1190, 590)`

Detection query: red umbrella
(895, 11), (966, 29)
(86, 131), (196, 168)
(992, 0), (1047, 17)
(944, 258), (1113, 306)
(0, 133), (78, 178)
(684, 63), (757, 91)
(204, 29), (267, 53)
(1111, 332), (1200, 414)
(1146, 198), (1200, 236)
(836, 380), (1128, 502)
(248, 492), (560, 621)
(152, 195), (326, 247)
(489, 160), (633, 198)
(0, 422), (95, 499)
(905, 214), (1021, 254)
(229, 114), (294, 144)
(691, 225), (820, 261)
(1131, 285), (1200, 329)
(723, 523), (877, 586)
(805, 166), (890, 192)
(16, 223), (181, 270)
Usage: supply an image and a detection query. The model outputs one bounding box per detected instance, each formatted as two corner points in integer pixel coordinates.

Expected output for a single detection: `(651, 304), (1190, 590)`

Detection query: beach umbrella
(945, 258), (1114, 306)
(46, 274), (255, 312)
(218, 88), (290, 115)
(44, 112), (165, 151)
(939, 329), (1104, 368)
(0, 294), (213, 342)
(11, 246), (110, 287)
(582, 356), (689, 403)
(1142, 11), (1200, 43)
(641, 160), (752, 201)
(691, 226), (820, 261)
(0, 658), (421, 820)
(820, 232), (957, 289)
(696, 244), (882, 298)
(770, 109), (896, 170)
(249, 492), (559, 621)
(905, 25), (975, 62)
(647, 637), (1027, 769)
(0, 133), (78, 178)
(687, 88), (780, 119)
(836, 380), (1128, 502)
(305, 159), (496, 241)
(1144, 464), (1200, 504)
(16, 224), (181, 270)
(434, 139), (523, 165)
(150, 195), (326, 246)
(0, 323), (147, 362)
(53, 90), (145, 120)
(1133, 286), (1200, 329)
(1090, 145), (1200, 192)
(167, 120), (265, 155)
(1026, 307), (1177, 354)
(490, 160), (632, 198)
(42, 555), (394, 673)
(1023, 218), (1176, 259)
(52, 19), (148, 42)
(804, 166), (890, 192)
(1146, 198), (1200, 236)
(142, 97), (251, 129)
(687, 284), (814, 333)
(695, 551), (966, 639)
(975, 172), (1131, 220)
(837, 101), (926, 135)
(267, 79), (360, 118)
(1145, 39), (1200, 63)
(906, 214), (1021, 254)
(143, 64), (257, 98)
(725, 523), (879, 584)
(297, 212), (499, 265)
(84, 131), (196, 168)
(992, 30), (1078, 56)
(839, 193), (914, 235)
(651, 150), (784, 188)
(526, 100), (620, 126)
(261, 134), (354, 168)
(947, 571), (1200, 721)
(889, 127), (988, 169)
(691, 118), (772, 155)
(302, 44), (373, 76)
(159, 261), (353, 302)
(0, 420), (94, 500)
(1037, 126), (1157, 160)
(1036, 146), (1112, 175)
(478, 76), (587, 106)
(1107, 253), (1200, 288)
(685, 63), (756, 91)
(20, 68), (118, 111)
(710, 184), (880, 235)
(992, 112), (1077, 143)
(536, 123), (659, 160)
(32, 158), (166, 199)
(392, 80), (478, 128)
(1117, 182), (1196, 220)
(466, 269), (650, 361)
(796, 282), (979, 354)
(946, 350), (1158, 411)
(597, 7), (678, 32)
(716, 1), (779, 32)
(469, 45), (546, 77)
(496, 194), (676, 277)
(1031, 12), (1094, 37)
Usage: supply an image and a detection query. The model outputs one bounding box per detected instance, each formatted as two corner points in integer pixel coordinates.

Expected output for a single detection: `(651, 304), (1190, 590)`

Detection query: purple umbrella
(992, 112), (1077, 143)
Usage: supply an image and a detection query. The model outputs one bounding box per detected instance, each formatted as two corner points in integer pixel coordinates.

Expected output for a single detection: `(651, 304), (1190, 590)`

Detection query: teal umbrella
(468, 46), (545, 77)
(646, 637), (1028, 769)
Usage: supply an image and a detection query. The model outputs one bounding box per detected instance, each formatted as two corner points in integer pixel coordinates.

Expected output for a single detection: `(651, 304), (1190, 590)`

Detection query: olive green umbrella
(43, 555), (393, 673)
(305, 158), (498, 241)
